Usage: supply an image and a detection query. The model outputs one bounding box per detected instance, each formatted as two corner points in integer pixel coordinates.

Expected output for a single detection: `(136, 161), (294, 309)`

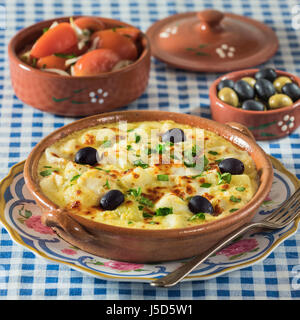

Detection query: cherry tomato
(91, 29), (138, 61)
(30, 22), (77, 58)
(36, 55), (67, 70)
(73, 48), (121, 76)
(63, 43), (89, 56)
(114, 27), (141, 42)
(74, 17), (105, 32)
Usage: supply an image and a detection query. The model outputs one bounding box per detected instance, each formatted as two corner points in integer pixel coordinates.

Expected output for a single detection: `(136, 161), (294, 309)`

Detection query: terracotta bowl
(8, 16), (151, 117)
(23, 110), (273, 263)
(210, 69), (300, 141)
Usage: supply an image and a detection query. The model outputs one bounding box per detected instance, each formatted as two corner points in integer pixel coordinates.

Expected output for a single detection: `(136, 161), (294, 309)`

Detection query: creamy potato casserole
(38, 120), (258, 229)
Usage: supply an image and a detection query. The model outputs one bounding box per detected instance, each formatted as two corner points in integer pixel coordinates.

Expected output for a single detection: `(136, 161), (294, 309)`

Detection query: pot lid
(146, 10), (278, 72)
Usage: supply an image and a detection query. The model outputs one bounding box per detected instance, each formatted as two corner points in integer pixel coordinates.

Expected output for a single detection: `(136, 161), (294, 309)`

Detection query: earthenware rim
(210, 68), (300, 115)
(24, 110), (273, 238)
(8, 15), (151, 80)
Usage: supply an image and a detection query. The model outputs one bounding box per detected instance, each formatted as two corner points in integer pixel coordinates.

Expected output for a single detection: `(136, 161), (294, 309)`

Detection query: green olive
(241, 77), (256, 88)
(268, 94), (293, 109)
(217, 87), (239, 107)
(273, 76), (292, 93)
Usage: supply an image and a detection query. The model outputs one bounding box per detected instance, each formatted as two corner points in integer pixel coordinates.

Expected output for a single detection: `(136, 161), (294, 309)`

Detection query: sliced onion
(70, 65), (75, 76)
(112, 60), (134, 71)
(49, 21), (58, 29)
(20, 50), (31, 62)
(88, 37), (99, 52)
(69, 17), (84, 37)
(65, 56), (81, 67)
(41, 68), (70, 76)
(69, 17), (90, 50)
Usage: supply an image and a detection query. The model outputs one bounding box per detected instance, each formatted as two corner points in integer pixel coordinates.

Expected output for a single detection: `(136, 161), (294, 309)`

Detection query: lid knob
(196, 10), (224, 32)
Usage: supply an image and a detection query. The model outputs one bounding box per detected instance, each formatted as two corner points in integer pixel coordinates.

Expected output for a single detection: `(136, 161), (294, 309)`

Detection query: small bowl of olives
(209, 68), (300, 140)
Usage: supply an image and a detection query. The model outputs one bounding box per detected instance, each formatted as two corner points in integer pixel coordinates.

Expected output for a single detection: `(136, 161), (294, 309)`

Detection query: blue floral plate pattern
(0, 156), (299, 283)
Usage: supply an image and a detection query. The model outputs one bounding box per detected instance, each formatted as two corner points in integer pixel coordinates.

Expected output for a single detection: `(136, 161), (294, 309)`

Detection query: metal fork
(151, 187), (300, 287)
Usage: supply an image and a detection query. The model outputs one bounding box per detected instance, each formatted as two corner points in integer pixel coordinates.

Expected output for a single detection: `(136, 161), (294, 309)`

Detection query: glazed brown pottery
(146, 9), (278, 72)
(210, 69), (300, 140)
(23, 110), (273, 263)
(8, 16), (151, 117)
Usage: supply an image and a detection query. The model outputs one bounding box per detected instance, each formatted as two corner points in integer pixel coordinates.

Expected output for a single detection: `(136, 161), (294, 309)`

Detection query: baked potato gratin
(37, 120), (258, 229)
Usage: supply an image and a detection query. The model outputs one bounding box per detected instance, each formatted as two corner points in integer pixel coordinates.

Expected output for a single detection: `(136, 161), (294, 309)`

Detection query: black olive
(254, 68), (277, 82)
(74, 147), (99, 166)
(234, 80), (255, 101)
(161, 128), (186, 143)
(100, 189), (125, 210)
(241, 99), (265, 111)
(217, 79), (235, 91)
(218, 158), (244, 175)
(254, 79), (276, 102)
(188, 195), (214, 214)
(282, 83), (300, 102)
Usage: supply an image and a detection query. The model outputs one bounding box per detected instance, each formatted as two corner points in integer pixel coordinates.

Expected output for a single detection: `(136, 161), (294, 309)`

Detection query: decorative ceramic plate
(0, 156), (299, 283)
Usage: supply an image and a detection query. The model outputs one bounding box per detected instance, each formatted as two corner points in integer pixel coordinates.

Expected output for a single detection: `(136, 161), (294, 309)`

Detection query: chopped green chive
(135, 134), (141, 143)
(127, 145), (132, 151)
(200, 183), (211, 188)
(229, 208), (239, 213)
(236, 187), (246, 192)
(128, 187), (142, 198)
(138, 196), (154, 208)
(191, 173), (203, 179)
(70, 174), (81, 182)
(215, 158), (224, 164)
(157, 174), (169, 181)
(103, 179), (110, 189)
(188, 212), (206, 221)
(54, 53), (77, 59)
(203, 155), (209, 168)
(32, 58), (37, 67)
(156, 144), (166, 154)
(143, 212), (153, 218)
(39, 169), (54, 177)
(133, 159), (149, 169)
(217, 172), (232, 185)
(230, 195), (241, 203)
(155, 207), (173, 216)
(208, 150), (219, 155)
(94, 167), (110, 173)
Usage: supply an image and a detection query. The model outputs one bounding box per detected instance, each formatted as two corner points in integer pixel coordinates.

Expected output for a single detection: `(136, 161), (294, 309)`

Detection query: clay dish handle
(226, 121), (256, 141)
(42, 209), (95, 242)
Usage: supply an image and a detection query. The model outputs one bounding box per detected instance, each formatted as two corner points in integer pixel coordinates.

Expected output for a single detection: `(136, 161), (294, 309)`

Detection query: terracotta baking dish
(24, 111), (273, 263)
(8, 16), (151, 117)
(210, 69), (300, 140)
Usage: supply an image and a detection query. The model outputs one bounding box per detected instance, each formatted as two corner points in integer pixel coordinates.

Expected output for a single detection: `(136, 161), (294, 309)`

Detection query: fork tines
(265, 187), (300, 224)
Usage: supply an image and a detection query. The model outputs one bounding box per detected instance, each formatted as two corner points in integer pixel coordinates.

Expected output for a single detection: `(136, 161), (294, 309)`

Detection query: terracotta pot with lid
(23, 111), (273, 263)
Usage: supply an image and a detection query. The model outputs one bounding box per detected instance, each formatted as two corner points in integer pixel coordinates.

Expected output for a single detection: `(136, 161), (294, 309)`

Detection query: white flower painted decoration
(159, 26), (178, 38)
(89, 88), (109, 104)
(216, 44), (235, 59)
(277, 114), (295, 132)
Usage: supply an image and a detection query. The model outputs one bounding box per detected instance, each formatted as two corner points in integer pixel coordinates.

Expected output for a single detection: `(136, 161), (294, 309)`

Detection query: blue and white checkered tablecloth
(0, 0), (300, 300)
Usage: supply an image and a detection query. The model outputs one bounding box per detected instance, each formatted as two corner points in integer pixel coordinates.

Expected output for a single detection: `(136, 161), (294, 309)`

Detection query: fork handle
(151, 222), (260, 287)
